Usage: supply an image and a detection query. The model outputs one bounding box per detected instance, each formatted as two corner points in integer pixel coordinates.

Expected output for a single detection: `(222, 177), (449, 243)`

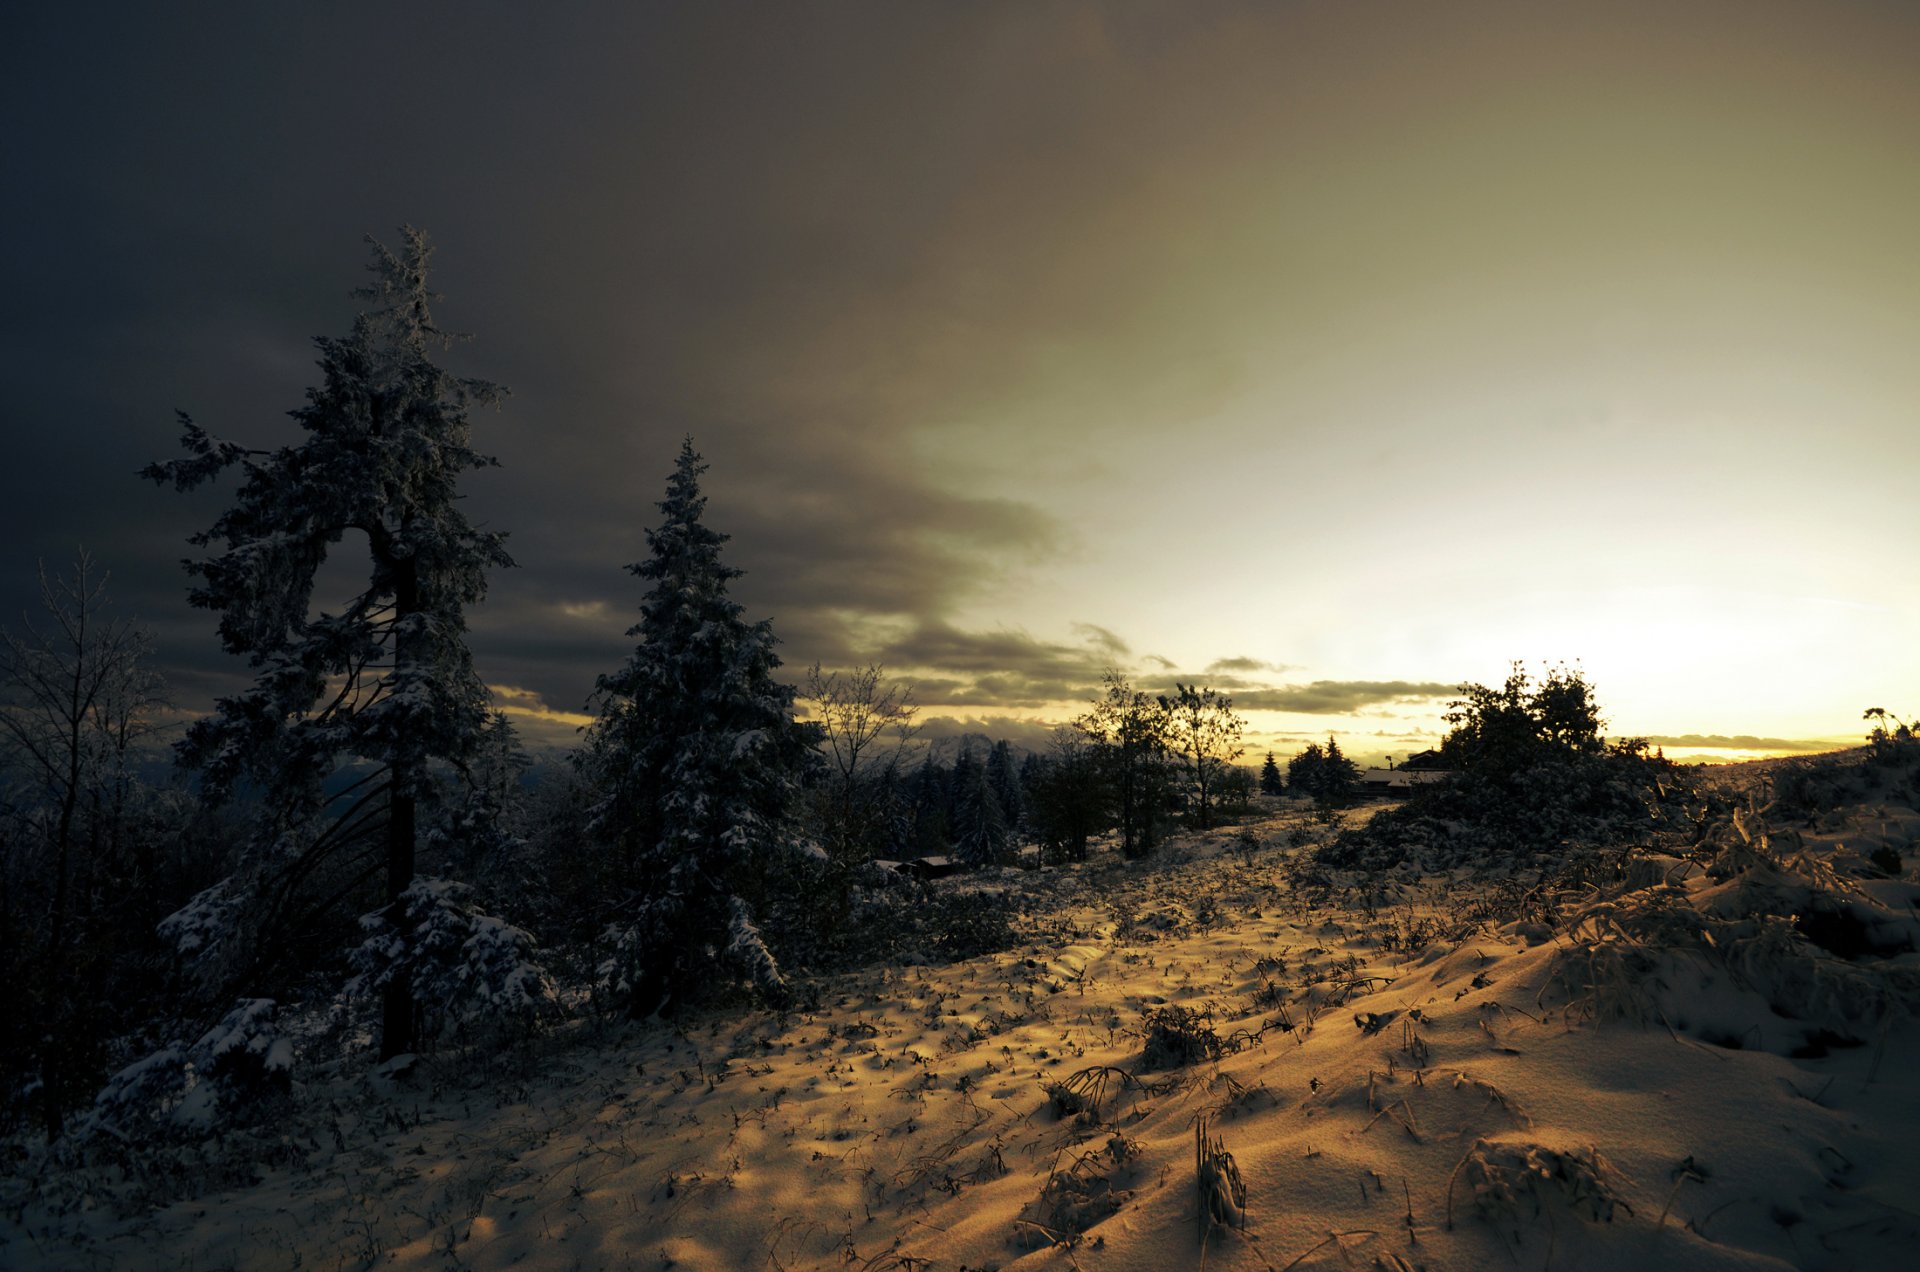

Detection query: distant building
(1399, 748), (1447, 771)
(1355, 767), (1453, 796)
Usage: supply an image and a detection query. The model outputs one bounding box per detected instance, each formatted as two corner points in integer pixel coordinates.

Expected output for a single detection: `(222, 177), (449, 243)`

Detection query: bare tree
(1076, 670), (1173, 858)
(1160, 683), (1246, 830)
(0, 550), (165, 1137)
(804, 663), (920, 863)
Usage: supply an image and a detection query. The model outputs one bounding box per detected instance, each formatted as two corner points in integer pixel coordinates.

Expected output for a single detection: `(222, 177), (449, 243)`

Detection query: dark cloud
(1232, 681), (1460, 714)
(858, 620), (1118, 709)
(0, 5), (1110, 719)
(1206, 656), (1288, 674)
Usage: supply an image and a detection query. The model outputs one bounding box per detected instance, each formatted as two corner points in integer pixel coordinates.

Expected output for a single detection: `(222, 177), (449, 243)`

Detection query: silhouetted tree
(986, 740), (1025, 837)
(0, 552), (165, 1137)
(1160, 682), (1245, 829)
(803, 663), (918, 864)
(1319, 736), (1360, 805)
(1025, 728), (1108, 863)
(582, 440), (819, 1015)
(1440, 662), (1603, 783)
(1259, 752), (1284, 796)
(1287, 742), (1325, 796)
(1077, 671), (1173, 858)
(145, 229), (512, 1059)
(950, 744), (1008, 868)
(906, 754), (952, 858)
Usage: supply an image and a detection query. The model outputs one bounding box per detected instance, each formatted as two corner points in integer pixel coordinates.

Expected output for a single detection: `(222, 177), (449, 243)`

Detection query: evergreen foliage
(906, 754), (952, 858)
(347, 877), (559, 1040)
(1025, 728), (1109, 863)
(1288, 737), (1360, 806)
(143, 229), (512, 1058)
(986, 740), (1026, 836)
(950, 744), (1009, 868)
(582, 440), (819, 1015)
(1259, 752), (1284, 796)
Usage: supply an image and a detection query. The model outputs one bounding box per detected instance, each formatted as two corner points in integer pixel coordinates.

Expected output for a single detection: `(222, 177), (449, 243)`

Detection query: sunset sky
(5, 2), (1917, 763)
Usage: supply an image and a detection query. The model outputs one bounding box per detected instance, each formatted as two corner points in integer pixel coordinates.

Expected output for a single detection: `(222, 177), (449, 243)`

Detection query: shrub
(1140, 1005), (1224, 1069)
(1324, 665), (1689, 866)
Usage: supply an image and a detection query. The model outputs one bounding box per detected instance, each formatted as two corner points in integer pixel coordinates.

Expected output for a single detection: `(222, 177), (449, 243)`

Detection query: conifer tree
(907, 755), (951, 858)
(949, 744), (1008, 868)
(583, 440), (818, 1016)
(1259, 752), (1284, 796)
(1321, 735), (1361, 804)
(145, 229), (512, 1058)
(1025, 728), (1108, 863)
(1288, 742), (1326, 798)
(986, 739), (1025, 836)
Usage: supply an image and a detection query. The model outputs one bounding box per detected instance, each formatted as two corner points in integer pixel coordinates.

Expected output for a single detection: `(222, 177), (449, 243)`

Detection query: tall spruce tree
(907, 754), (951, 858)
(949, 744), (1008, 868)
(1259, 752), (1285, 796)
(145, 229), (511, 1058)
(584, 440), (818, 1016)
(986, 740), (1025, 837)
(1321, 735), (1361, 804)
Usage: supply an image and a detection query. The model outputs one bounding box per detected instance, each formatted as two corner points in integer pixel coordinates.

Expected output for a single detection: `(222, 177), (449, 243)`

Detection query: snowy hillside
(6, 759), (1918, 1271)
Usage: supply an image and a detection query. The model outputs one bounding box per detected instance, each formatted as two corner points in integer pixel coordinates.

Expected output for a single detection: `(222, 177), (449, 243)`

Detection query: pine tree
(986, 740), (1025, 837)
(907, 755), (951, 858)
(1287, 742), (1326, 798)
(1259, 752), (1284, 796)
(1025, 728), (1108, 863)
(949, 744), (1008, 869)
(583, 440), (819, 1016)
(1320, 736), (1361, 805)
(145, 229), (512, 1059)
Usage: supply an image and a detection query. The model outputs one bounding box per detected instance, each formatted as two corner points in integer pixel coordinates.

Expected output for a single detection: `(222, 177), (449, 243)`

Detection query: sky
(4, 1), (1917, 764)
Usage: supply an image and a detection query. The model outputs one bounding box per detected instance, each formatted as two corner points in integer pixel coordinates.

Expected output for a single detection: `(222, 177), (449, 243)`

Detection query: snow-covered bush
(76, 998), (292, 1149)
(349, 877), (560, 1039)
(156, 874), (253, 978)
(1541, 800), (1920, 1050)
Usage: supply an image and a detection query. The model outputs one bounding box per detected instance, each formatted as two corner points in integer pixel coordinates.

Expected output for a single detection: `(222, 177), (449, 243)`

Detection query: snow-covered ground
(6, 765), (1918, 1271)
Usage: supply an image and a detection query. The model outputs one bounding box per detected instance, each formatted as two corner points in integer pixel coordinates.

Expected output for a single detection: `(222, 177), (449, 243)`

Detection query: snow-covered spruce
(143, 229), (514, 1056)
(581, 440), (819, 1015)
(348, 878), (559, 1036)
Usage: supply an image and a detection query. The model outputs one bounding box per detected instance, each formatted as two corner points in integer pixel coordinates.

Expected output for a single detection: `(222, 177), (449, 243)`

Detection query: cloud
(914, 714), (1066, 755)
(1231, 681), (1460, 714)
(1206, 656), (1288, 674)
(1071, 622), (1131, 657)
(1638, 734), (1840, 755)
(862, 620), (1116, 708)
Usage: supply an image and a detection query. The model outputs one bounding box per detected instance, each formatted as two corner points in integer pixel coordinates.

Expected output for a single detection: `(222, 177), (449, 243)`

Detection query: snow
(6, 767), (1919, 1270)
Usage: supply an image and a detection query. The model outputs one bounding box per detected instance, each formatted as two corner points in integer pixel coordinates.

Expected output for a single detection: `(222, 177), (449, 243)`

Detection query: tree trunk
(379, 782), (416, 1059)
(379, 554), (420, 1061)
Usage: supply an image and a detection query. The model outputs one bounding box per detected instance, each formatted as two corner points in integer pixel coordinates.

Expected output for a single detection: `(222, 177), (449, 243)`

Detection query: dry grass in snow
(5, 765), (1919, 1271)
